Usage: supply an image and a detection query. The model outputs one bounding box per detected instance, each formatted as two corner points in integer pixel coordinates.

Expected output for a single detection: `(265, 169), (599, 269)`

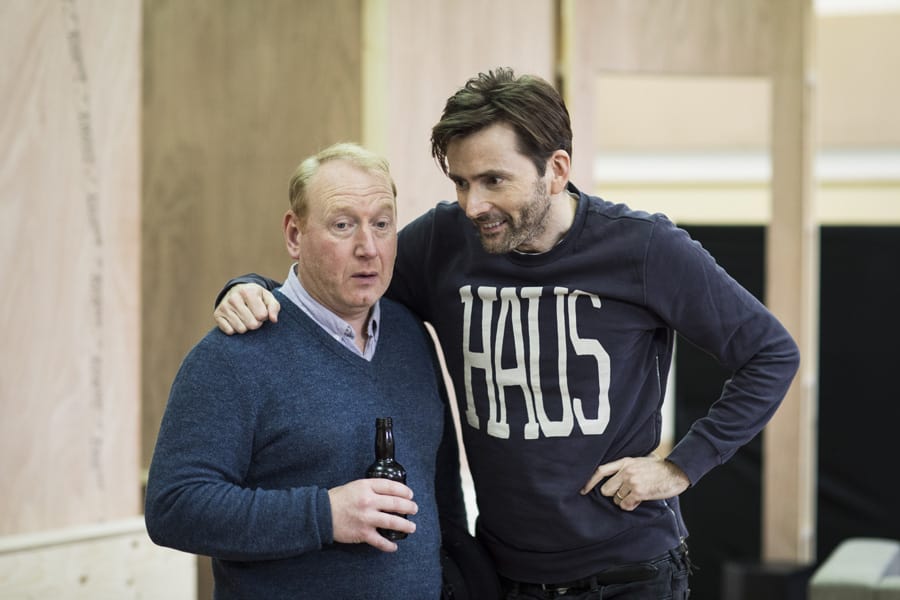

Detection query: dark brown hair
(431, 67), (573, 177)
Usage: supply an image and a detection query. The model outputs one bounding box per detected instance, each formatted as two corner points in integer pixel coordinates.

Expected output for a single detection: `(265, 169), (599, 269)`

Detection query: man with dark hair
(214, 68), (799, 599)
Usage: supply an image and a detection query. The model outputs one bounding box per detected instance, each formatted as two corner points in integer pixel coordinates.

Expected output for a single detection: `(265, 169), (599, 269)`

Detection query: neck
(525, 188), (578, 253)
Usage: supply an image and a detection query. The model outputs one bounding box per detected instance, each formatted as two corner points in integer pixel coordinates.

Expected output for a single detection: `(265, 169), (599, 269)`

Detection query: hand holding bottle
(365, 417), (409, 541)
(328, 478), (418, 552)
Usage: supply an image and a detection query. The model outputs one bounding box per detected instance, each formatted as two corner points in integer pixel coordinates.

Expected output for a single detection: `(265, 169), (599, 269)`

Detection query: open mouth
(475, 217), (507, 236)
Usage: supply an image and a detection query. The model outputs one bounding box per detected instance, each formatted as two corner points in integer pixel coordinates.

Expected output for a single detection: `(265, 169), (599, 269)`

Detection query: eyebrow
(447, 168), (510, 182)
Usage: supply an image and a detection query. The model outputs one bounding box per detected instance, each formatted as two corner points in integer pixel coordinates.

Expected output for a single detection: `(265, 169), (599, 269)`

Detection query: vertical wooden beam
(763, 0), (818, 564)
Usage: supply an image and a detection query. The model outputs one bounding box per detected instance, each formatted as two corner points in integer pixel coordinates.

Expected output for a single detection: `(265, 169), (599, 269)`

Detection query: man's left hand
(580, 455), (690, 511)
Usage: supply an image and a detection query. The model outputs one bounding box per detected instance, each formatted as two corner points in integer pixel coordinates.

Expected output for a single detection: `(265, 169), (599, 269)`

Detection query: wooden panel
(141, 0), (364, 467)
(763, 0), (818, 564)
(569, 0), (774, 76)
(563, 0), (775, 185)
(560, 13), (900, 155)
(0, 0), (141, 535)
(370, 0), (556, 225)
(0, 518), (195, 599)
(818, 14), (900, 146)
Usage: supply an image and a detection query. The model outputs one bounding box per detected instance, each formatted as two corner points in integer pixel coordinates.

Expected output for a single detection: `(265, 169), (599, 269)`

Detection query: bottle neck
(375, 419), (395, 460)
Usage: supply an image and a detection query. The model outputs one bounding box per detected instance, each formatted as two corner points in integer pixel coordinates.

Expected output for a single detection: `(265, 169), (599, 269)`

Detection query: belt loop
(509, 581), (521, 599)
(588, 575), (599, 592)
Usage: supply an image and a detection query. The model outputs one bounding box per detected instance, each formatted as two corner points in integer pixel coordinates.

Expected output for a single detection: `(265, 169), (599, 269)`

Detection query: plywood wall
(0, 0), (141, 535)
(580, 13), (900, 152)
(372, 0), (556, 225)
(140, 4), (555, 593)
(0, 518), (195, 599)
(141, 0), (364, 466)
(818, 13), (900, 146)
(563, 0), (775, 184)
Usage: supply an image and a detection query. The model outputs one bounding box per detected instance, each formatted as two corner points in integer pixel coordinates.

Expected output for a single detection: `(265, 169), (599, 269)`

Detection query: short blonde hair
(288, 142), (397, 219)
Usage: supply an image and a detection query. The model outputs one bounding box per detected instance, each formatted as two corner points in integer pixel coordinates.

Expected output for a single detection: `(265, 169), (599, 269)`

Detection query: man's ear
(547, 150), (571, 195)
(283, 210), (303, 260)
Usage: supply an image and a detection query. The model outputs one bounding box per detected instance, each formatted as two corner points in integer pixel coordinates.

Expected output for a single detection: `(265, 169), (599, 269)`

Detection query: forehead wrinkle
(310, 170), (395, 212)
(319, 193), (396, 218)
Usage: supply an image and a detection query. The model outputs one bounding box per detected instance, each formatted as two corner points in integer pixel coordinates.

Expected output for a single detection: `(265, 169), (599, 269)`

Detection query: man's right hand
(214, 283), (281, 335)
(328, 479), (418, 552)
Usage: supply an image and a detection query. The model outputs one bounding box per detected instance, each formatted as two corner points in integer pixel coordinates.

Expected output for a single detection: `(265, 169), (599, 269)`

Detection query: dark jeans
(500, 543), (692, 599)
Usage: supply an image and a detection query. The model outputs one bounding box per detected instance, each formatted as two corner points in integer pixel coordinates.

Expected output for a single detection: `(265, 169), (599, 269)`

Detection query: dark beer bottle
(365, 417), (408, 541)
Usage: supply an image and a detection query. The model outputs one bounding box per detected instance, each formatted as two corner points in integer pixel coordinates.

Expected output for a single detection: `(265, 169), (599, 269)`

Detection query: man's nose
(462, 188), (489, 219)
(354, 226), (378, 257)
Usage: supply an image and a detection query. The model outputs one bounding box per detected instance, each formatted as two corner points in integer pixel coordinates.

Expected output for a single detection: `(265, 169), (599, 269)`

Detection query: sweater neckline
(274, 290), (384, 368)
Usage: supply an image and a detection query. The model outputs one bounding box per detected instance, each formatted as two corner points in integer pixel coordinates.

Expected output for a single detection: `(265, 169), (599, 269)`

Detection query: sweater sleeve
(144, 335), (333, 561)
(645, 218), (800, 485)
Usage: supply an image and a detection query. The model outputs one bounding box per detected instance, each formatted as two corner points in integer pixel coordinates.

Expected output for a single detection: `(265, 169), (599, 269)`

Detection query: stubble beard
(477, 180), (552, 254)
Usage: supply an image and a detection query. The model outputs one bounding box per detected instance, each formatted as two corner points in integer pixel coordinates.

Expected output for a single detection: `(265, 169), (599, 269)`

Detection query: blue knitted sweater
(145, 291), (463, 599)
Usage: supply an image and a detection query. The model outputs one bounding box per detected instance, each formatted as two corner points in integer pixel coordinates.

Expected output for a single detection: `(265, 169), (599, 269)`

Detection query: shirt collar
(279, 265), (380, 359)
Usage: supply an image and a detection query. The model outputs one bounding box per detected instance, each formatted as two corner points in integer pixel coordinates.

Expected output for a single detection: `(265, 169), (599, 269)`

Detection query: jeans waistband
(503, 541), (689, 595)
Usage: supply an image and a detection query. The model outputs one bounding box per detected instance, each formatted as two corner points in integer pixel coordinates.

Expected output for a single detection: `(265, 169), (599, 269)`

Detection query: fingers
(579, 458), (643, 511)
(214, 303), (253, 334)
(240, 285), (278, 322)
(581, 455), (690, 512)
(328, 480), (419, 552)
(363, 530), (400, 553)
(214, 314), (236, 336)
(264, 292), (280, 323)
(213, 284), (280, 334)
(611, 485), (641, 511)
(596, 461), (643, 511)
(580, 457), (625, 495)
(367, 477), (415, 500)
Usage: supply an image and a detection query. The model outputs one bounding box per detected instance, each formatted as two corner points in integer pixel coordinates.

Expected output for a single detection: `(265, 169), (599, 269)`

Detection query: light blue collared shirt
(278, 265), (380, 361)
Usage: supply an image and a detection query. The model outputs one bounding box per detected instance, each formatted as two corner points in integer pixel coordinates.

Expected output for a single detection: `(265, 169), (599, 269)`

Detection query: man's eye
(334, 222), (350, 231)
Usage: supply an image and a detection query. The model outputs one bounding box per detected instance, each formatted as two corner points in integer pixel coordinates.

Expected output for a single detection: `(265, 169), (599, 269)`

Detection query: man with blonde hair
(146, 142), (464, 599)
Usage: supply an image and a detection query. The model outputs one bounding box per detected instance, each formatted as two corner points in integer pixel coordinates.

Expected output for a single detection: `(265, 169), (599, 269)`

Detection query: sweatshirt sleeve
(213, 273), (281, 308)
(645, 218), (800, 485)
(144, 336), (333, 561)
(389, 207), (443, 321)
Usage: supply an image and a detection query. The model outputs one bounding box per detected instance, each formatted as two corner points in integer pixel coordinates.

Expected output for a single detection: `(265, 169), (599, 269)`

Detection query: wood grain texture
(764, 0), (818, 564)
(0, 0), (141, 536)
(0, 518), (195, 599)
(141, 0), (363, 467)
(817, 14), (900, 146)
(573, 0), (774, 76)
(564, 0), (774, 184)
(375, 0), (556, 226)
